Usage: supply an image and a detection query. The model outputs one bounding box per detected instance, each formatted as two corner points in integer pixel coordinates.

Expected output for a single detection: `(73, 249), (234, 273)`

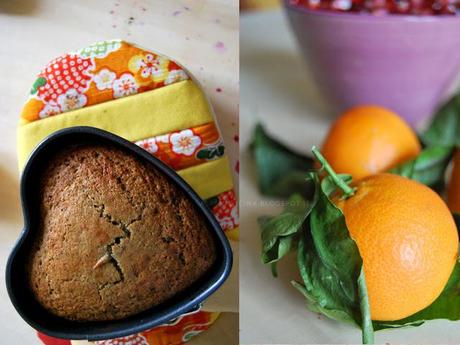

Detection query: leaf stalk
(311, 146), (356, 198)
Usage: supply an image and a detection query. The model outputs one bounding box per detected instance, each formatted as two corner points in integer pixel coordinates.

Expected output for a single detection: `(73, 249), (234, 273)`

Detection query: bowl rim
(283, 0), (460, 22)
(6, 126), (233, 341)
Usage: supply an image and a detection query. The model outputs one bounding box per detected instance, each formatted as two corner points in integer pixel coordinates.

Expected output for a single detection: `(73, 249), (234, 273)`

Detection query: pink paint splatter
(216, 87), (222, 93)
(173, 10), (181, 16)
(214, 41), (226, 54)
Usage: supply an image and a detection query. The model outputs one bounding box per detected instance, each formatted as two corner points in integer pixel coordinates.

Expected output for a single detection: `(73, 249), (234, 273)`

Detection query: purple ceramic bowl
(284, 1), (460, 126)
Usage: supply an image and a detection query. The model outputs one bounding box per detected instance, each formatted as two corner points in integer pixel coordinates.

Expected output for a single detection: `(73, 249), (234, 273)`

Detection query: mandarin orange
(333, 173), (458, 321)
(447, 149), (460, 214)
(321, 106), (421, 180)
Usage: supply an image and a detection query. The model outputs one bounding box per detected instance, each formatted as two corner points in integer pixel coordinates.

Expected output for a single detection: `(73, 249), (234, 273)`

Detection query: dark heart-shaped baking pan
(6, 126), (233, 341)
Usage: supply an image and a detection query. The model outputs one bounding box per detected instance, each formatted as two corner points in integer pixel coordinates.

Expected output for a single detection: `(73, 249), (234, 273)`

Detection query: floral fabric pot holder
(17, 39), (238, 345)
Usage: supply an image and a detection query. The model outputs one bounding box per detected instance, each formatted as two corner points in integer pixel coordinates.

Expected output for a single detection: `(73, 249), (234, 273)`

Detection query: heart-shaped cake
(28, 143), (216, 321)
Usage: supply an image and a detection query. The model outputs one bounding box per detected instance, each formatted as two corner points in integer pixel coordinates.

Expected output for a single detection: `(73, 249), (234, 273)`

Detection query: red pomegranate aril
(290, 0), (460, 14)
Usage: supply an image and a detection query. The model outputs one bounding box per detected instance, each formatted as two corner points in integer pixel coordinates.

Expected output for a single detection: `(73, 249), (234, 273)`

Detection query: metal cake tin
(6, 126), (233, 341)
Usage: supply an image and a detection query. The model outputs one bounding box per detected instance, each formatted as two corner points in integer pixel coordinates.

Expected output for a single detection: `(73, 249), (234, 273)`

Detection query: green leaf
(251, 124), (314, 199)
(30, 77), (46, 95)
(421, 93), (460, 147)
(394, 92), (459, 190)
(294, 172), (373, 343)
(301, 174), (360, 317)
(390, 145), (454, 188)
(374, 260), (460, 331)
(291, 280), (356, 324)
(295, 231), (357, 325)
(260, 194), (313, 272)
(262, 235), (295, 267)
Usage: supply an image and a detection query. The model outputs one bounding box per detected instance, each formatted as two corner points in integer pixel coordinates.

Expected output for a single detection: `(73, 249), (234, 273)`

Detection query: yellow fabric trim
(177, 156), (233, 200)
(225, 227), (239, 241)
(17, 80), (213, 169)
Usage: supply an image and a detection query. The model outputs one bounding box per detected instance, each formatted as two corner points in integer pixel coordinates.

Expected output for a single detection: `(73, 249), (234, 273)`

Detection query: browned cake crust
(28, 144), (216, 321)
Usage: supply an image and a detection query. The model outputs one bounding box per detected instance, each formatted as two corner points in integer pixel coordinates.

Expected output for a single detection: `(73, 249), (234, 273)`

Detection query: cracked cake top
(28, 144), (216, 321)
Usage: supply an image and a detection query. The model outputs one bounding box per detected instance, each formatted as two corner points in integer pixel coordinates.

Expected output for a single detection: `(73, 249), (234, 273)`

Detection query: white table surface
(240, 9), (460, 344)
(0, 1), (238, 344)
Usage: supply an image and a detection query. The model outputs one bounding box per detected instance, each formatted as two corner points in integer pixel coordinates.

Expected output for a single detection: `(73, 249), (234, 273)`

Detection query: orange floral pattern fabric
(93, 310), (219, 345)
(37, 310), (219, 345)
(206, 190), (239, 233)
(22, 40), (189, 122)
(135, 122), (224, 171)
